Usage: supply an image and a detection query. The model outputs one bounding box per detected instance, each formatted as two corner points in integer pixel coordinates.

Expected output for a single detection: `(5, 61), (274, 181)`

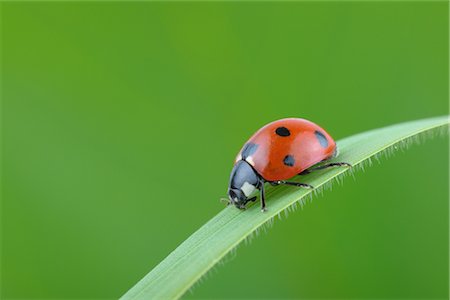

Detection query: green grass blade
(121, 116), (449, 300)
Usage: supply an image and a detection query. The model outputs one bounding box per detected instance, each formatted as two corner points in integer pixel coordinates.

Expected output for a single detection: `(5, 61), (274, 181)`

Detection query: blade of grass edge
(121, 116), (449, 300)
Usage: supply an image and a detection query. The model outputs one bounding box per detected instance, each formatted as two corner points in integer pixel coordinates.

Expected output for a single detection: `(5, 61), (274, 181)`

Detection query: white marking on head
(246, 156), (255, 166)
(241, 182), (256, 197)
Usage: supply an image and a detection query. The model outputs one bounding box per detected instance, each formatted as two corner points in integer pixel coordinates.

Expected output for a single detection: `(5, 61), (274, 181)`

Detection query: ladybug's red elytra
(227, 118), (350, 212)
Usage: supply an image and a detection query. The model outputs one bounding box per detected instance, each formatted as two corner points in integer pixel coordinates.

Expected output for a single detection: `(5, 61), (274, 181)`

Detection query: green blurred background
(2, 2), (448, 299)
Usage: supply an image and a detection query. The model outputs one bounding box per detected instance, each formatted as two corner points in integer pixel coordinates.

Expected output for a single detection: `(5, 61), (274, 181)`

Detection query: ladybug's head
(227, 160), (260, 209)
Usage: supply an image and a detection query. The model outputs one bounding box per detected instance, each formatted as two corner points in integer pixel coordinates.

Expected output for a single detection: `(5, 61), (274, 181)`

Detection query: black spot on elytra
(241, 143), (258, 159)
(275, 126), (290, 137)
(283, 155), (295, 167)
(315, 130), (329, 148)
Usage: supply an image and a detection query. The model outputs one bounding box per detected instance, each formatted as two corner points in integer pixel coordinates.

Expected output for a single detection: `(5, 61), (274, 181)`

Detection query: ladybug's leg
(300, 162), (351, 175)
(248, 196), (257, 202)
(260, 180), (267, 212)
(271, 180), (314, 189)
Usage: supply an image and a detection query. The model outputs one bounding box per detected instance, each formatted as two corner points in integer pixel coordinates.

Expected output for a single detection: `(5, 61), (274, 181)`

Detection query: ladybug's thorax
(227, 160), (260, 209)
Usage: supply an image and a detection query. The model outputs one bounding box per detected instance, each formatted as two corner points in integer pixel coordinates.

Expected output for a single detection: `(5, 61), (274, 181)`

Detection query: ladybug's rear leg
(270, 180), (314, 189)
(300, 162), (351, 175)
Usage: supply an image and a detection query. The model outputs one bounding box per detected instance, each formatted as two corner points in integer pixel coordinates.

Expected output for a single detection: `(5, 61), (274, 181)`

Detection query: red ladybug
(227, 118), (350, 211)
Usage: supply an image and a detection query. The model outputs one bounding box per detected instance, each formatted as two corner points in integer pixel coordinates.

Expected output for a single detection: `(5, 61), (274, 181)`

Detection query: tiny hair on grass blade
(121, 116), (449, 300)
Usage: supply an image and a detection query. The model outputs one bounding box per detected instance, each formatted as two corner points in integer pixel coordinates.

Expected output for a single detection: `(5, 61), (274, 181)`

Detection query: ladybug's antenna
(219, 197), (231, 206)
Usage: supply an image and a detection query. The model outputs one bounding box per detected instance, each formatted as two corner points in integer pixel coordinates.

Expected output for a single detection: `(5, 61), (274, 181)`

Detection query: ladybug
(227, 118), (350, 212)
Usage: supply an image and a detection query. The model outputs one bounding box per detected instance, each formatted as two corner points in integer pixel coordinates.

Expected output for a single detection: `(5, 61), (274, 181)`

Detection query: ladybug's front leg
(259, 180), (267, 212)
